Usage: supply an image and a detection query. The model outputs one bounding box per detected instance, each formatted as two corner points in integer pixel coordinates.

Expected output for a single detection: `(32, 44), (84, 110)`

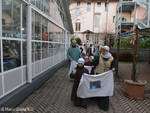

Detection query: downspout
(93, 2), (95, 44)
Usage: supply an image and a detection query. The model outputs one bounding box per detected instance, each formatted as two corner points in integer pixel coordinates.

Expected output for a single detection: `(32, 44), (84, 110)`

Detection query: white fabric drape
(77, 70), (114, 98)
(84, 66), (92, 74)
(68, 61), (77, 75)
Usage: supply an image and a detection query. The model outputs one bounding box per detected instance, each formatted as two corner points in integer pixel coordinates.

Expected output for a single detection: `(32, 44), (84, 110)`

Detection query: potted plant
(124, 26), (147, 100)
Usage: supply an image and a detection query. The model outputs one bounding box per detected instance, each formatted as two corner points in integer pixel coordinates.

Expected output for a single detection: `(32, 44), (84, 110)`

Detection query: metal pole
(105, 0), (109, 45)
(133, 2), (136, 30)
(116, 0), (122, 77)
(27, 3), (32, 83)
(11, 0), (13, 36)
(120, 0), (122, 35)
(0, 0), (3, 72)
(0, 0), (5, 95)
(116, 37), (120, 77)
(93, 2), (95, 43)
(109, 36), (112, 51)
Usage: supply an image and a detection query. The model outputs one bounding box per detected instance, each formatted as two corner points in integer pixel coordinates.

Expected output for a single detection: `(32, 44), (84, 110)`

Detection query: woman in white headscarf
(95, 46), (115, 73)
(94, 45), (115, 111)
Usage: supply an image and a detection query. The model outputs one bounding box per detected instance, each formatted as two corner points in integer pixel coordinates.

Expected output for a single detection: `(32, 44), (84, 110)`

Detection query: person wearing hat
(95, 46), (115, 73)
(67, 40), (82, 62)
(94, 45), (115, 111)
(71, 58), (89, 108)
(84, 56), (95, 74)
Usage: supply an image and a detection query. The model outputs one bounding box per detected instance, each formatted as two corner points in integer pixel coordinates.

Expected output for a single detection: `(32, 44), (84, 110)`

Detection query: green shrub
(70, 36), (82, 45)
(139, 40), (145, 49)
(144, 38), (150, 49)
(75, 37), (82, 45)
(113, 39), (133, 49)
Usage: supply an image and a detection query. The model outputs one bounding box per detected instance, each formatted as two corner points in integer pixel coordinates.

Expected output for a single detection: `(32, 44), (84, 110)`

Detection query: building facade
(70, 0), (119, 44)
(116, 0), (150, 37)
(0, 0), (73, 100)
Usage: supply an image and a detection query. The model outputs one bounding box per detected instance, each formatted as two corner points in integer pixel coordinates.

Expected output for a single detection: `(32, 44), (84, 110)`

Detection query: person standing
(67, 40), (82, 62)
(94, 45), (115, 111)
(71, 58), (89, 108)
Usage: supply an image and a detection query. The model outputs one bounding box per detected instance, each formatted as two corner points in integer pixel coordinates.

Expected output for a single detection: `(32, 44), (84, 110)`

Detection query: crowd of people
(67, 40), (116, 111)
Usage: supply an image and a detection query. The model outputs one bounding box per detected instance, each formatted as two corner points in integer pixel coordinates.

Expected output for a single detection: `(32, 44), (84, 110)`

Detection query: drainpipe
(105, 0), (109, 45)
(27, 3), (32, 83)
(133, 2), (136, 29)
(93, 2), (95, 44)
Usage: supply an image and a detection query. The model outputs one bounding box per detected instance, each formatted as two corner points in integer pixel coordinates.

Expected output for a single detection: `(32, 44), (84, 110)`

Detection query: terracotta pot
(124, 80), (147, 100)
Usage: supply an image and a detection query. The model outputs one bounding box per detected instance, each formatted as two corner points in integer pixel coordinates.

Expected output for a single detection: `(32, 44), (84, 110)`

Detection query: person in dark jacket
(71, 58), (89, 108)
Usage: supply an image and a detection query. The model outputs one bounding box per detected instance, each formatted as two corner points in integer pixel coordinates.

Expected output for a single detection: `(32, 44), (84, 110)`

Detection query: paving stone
(11, 64), (150, 113)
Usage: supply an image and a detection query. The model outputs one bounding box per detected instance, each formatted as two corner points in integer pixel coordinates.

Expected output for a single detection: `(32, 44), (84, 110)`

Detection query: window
(2, 18), (5, 25)
(97, 2), (101, 7)
(33, 42), (42, 62)
(53, 44), (57, 56)
(86, 34), (89, 40)
(36, 0), (41, 10)
(3, 40), (21, 71)
(32, 11), (42, 40)
(42, 18), (48, 41)
(30, 0), (35, 5)
(75, 19), (81, 31)
(105, 1), (109, 11)
(2, 0), (28, 72)
(22, 3), (27, 39)
(77, 2), (80, 6)
(43, 0), (50, 15)
(42, 43), (49, 59)
(122, 17), (127, 22)
(2, 0), (21, 38)
(75, 8), (81, 16)
(87, 2), (91, 12)
(113, 16), (116, 23)
(32, 11), (36, 40)
(94, 14), (101, 28)
(49, 43), (53, 57)
(23, 41), (27, 65)
(48, 22), (53, 41)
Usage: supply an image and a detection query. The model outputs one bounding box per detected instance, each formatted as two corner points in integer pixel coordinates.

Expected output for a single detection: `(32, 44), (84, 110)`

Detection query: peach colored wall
(136, 6), (147, 23)
(70, 2), (94, 33)
(95, 2), (117, 34)
(70, 1), (118, 34)
(130, 6), (148, 24)
(122, 12), (131, 22)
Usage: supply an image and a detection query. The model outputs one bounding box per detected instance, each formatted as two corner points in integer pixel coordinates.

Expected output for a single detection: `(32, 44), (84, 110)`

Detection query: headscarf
(78, 58), (85, 64)
(101, 46), (112, 59)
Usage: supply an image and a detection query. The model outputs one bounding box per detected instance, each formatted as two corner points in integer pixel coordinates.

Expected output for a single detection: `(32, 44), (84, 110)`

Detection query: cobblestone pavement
(11, 64), (150, 113)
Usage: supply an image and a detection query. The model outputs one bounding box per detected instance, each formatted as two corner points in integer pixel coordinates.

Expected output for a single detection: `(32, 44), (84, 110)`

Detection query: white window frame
(0, 0), (70, 100)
